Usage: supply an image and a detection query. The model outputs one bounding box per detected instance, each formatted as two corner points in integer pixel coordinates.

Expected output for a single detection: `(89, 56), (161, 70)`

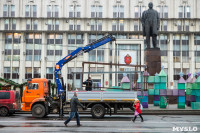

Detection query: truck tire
(91, 104), (105, 119)
(32, 104), (46, 118)
(0, 107), (9, 116)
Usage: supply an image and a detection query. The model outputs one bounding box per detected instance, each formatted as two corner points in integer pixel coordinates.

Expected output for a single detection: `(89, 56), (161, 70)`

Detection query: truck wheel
(0, 107), (9, 116)
(32, 104), (46, 118)
(91, 104), (105, 119)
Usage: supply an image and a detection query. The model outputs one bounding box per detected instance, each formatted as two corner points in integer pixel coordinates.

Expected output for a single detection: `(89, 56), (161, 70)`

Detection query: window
(195, 35), (200, 63)
(69, 5), (81, 18)
(4, 67), (11, 79)
(26, 19), (38, 30)
(4, 19), (9, 30)
(177, 21), (182, 31)
(112, 20), (117, 31)
(182, 35), (189, 63)
(4, 19), (16, 30)
(112, 20), (124, 31)
(182, 68), (189, 79)
(159, 35), (168, 62)
(47, 5), (59, 17)
(134, 21), (139, 31)
(119, 20), (124, 31)
(178, 6), (183, 18)
(134, 6), (139, 18)
(186, 6), (190, 18)
(11, 5), (15, 17)
(178, 6), (190, 18)
(4, 33), (21, 61)
(184, 21), (189, 31)
(157, 6), (168, 18)
(12, 67), (19, 79)
(55, 20), (59, 30)
(0, 92), (10, 99)
(135, 6), (146, 18)
(25, 67), (32, 79)
(91, 5), (102, 18)
(26, 33), (42, 61)
(12, 19), (16, 30)
(163, 6), (168, 18)
(4, 33), (12, 61)
(34, 68), (41, 78)
(47, 19), (59, 30)
(174, 68), (181, 80)
(90, 19), (102, 31)
(68, 34), (83, 58)
(161, 20), (167, 31)
(69, 19), (81, 31)
(32, 83), (39, 89)
(173, 35), (181, 62)
(88, 35), (104, 62)
(25, 5), (37, 17)
(67, 67), (82, 88)
(3, 5), (7, 17)
(3, 4), (15, 17)
(113, 5), (124, 18)
(46, 67), (53, 80)
(47, 34), (63, 61)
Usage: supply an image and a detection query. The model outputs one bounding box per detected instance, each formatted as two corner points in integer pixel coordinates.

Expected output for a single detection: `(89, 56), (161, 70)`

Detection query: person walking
(83, 77), (93, 91)
(132, 99), (144, 122)
(64, 92), (85, 127)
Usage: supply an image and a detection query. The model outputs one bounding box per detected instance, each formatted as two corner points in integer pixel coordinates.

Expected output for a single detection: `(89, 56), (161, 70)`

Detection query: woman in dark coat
(132, 99), (144, 122)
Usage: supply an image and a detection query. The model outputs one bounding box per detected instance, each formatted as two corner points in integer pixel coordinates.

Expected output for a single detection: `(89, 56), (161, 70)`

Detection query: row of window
(3, 4), (191, 18)
(3, 33), (200, 62)
(4, 19), (195, 32)
(2, 67), (197, 84)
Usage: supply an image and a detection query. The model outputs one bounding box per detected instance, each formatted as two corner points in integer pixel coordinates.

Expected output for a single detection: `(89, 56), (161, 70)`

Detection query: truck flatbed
(67, 91), (137, 102)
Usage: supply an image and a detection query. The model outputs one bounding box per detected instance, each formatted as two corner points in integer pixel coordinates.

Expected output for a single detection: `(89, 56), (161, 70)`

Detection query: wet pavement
(0, 114), (200, 133)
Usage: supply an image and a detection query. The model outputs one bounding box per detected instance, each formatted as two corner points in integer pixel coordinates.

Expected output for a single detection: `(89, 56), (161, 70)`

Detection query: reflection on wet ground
(0, 115), (200, 133)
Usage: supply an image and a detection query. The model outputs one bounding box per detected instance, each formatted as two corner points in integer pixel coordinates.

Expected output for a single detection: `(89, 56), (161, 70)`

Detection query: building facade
(0, 0), (200, 89)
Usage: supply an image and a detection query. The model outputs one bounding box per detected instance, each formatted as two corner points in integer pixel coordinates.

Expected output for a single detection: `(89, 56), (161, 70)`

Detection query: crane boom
(54, 34), (116, 95)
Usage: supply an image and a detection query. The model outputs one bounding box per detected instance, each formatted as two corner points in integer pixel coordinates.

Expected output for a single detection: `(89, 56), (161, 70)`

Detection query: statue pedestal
(144, 48), (161, 76)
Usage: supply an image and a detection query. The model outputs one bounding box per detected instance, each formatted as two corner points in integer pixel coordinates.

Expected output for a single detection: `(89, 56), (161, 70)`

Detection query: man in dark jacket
(64, 92), (85, 127)
(83, 77), (93, 91)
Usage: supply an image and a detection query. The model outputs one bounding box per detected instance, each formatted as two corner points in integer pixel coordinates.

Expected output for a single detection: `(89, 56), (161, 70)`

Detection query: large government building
(0, 0), (200, 89)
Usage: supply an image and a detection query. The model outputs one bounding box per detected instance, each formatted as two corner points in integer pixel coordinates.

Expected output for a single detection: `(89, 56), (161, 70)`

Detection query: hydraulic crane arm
(54, 34), (116, 95)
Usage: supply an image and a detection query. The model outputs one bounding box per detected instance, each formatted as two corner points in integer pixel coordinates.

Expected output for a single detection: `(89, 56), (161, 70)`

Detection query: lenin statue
(141, 2), (160, 49)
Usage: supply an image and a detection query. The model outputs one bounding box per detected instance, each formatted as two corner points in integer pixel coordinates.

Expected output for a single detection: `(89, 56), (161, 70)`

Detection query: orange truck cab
(22, 78), (52, 117)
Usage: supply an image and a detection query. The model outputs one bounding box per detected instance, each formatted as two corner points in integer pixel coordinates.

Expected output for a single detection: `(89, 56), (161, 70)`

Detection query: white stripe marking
(0, 121), (199, 123)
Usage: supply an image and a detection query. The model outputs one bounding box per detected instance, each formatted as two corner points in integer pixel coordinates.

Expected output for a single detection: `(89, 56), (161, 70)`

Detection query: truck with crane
(21, 34), (141, 118)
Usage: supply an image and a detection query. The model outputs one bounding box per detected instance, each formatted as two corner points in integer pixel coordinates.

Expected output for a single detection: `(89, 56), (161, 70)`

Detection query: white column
(104, 40), (109, 88)
(112, 41), (116, 86)
(140, 39), (144, 71)
(41, 32), (46, 78)
(168, 33), (174, 88)
(83, 33), (89, 82)
(62, 33), (68, 86)
(0, 33), (4, 78)
(19, 32), (25, 83)
(190, 33), (195, 75)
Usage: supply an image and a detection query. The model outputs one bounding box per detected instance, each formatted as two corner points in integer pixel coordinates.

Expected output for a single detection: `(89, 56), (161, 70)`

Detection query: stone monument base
(144, 48), (161, 76)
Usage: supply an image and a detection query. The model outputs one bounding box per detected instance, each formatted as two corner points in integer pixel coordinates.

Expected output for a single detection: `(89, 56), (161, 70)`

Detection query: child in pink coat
(132, 99), (144, 122)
